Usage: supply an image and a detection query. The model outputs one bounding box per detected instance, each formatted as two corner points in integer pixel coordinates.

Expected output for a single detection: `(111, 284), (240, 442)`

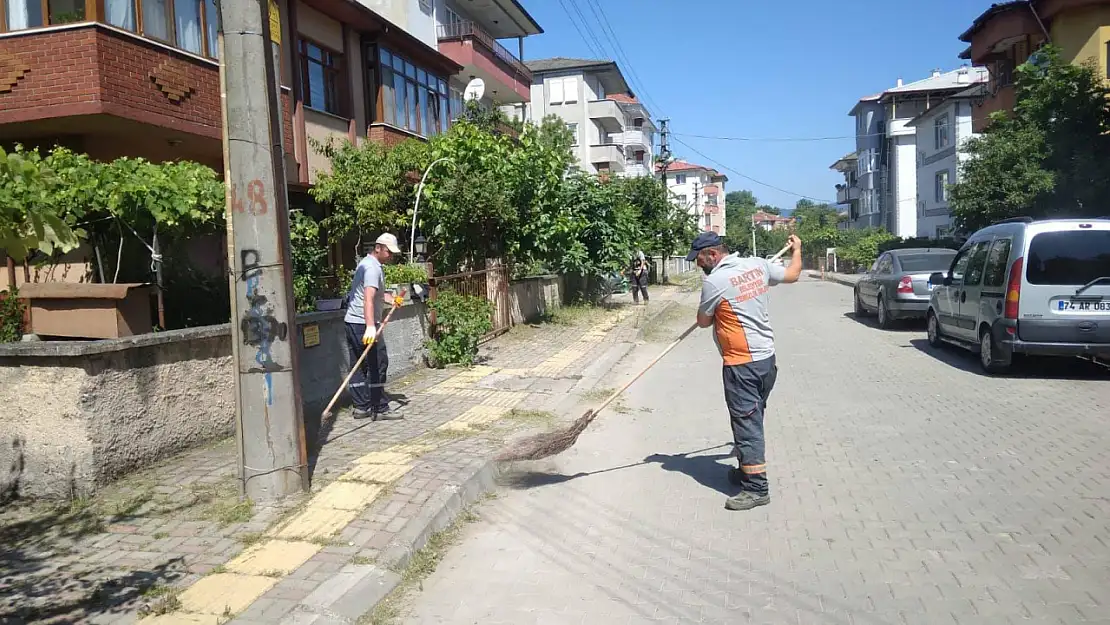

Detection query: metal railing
(437, 21), (532, 82)
(431, 266), (512, 339)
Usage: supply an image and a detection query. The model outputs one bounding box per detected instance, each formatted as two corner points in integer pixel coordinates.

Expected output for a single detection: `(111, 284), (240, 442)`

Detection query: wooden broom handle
(321, 289), (406, 417)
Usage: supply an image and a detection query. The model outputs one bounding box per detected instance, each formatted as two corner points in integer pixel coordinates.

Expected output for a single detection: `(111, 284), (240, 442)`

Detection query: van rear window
(1025, 230), (1110, 285)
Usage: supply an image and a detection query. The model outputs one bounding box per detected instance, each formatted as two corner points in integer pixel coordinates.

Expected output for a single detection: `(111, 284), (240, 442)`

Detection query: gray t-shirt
(344, 254), (385, 325)
(699, 253), (786, 365)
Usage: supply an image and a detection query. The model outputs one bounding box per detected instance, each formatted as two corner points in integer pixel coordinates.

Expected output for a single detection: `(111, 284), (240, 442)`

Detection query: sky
(518, 0), (991, 210)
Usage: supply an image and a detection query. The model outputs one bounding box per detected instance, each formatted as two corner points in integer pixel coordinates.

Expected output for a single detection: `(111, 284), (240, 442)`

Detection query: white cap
(375, 233), (402, 254)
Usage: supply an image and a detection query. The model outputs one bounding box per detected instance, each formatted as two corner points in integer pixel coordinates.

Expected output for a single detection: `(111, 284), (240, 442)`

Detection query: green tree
(0, 145), (84, 260)
(310, 136), (428, 250)
(950, 46), (1110, 231)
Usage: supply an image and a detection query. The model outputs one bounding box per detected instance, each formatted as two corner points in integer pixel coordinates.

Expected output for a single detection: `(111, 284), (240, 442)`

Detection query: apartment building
(0, 0), (542, 273)
(657, 160), (727, 234)
(0, 0), (541, 185)
(523, 57), (656, 176)
(959, 0), (1110, 132)
(906, 84), (983, 238)
(836, 66), (987, 237)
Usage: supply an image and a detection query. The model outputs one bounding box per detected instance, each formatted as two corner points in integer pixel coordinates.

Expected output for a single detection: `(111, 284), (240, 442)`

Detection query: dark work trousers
(344, 321), (388, 411)
(722, 355), (777, 496)
(631, 270), (649, 304)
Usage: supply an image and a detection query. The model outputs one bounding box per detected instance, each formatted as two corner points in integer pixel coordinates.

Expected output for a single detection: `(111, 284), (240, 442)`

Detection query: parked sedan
(854, 248), (957, 329)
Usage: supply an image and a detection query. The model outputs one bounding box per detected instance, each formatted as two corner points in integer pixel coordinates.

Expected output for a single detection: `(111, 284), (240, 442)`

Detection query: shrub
(384, 263), (429, 286)
(426, 291), (492, 367)
(0, 289), (25, 343)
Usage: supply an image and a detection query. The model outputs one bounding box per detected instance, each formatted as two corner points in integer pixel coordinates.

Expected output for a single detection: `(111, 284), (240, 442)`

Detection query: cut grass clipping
(360, 507), (481, 625)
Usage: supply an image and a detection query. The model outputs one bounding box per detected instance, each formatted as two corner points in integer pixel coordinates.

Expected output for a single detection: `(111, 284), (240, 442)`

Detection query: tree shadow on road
(908, 338), (1110, 380)
(500, 444), (737, 497)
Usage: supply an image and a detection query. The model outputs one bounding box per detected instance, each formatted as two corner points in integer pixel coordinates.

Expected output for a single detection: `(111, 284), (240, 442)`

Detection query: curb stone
(806, 270), (858, 288)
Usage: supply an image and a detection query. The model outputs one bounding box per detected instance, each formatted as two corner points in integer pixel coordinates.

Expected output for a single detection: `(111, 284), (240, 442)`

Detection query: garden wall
(508, 275), (563, 324)
(0, 301), (428, 501)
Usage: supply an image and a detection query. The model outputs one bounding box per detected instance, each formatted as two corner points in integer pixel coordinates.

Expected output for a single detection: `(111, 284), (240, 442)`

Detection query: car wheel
(926, 311), (943, 347)
(877, 294), (894, 330)
(979, 327), (1010, 374)
(854, 288), (868, 316)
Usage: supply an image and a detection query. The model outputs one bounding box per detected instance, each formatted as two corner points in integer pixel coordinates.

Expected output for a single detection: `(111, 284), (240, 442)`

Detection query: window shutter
(563, 77), (578, 103)
(549, 78), (564, 104)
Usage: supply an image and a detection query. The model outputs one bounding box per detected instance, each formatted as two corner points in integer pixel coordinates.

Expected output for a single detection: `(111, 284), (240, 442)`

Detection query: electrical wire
(578, 0), (666, 118)
(556, 0), (605, 60)
(672, 136), (838, 204)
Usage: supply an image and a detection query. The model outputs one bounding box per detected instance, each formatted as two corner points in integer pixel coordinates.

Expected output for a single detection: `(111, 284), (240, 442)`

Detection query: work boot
(725, 491), (770, 511)
(373, 404), (402, 421)
(352, 407), (373, 420)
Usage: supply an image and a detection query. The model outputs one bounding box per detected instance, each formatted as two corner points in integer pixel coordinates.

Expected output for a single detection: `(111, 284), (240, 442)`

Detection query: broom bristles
(496, 410), (598, 462)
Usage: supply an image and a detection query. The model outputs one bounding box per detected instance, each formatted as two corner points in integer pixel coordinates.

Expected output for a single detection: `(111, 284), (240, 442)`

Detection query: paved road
(403, 278), (1110, 625)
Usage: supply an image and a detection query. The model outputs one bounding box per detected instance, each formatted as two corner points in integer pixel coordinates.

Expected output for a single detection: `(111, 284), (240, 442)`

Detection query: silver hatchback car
(926, 217), (1110, 373)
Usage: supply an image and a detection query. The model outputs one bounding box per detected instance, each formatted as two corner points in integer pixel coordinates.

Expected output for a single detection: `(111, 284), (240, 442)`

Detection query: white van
(926, 217), (1110, 373)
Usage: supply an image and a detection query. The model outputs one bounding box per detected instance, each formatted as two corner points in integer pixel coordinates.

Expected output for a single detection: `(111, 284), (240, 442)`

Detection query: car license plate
(1053, 298), (1110, 313)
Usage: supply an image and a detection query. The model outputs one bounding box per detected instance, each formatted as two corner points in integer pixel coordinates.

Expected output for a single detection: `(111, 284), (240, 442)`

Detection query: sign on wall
(302, 323), (320, 348)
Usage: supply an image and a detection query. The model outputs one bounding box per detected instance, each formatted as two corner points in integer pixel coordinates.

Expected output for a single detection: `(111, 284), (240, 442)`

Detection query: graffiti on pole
(237, 178), (287, 406)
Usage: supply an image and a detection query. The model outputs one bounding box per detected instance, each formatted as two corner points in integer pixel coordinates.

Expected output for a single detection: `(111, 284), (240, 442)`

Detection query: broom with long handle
(321, 289), (407, 420)
(497, 244), (793, 462)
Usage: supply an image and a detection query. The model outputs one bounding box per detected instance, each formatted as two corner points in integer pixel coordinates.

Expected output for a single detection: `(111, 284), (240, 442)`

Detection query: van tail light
(897, 276), (913, 294)
(1004, 257), (1023, 319)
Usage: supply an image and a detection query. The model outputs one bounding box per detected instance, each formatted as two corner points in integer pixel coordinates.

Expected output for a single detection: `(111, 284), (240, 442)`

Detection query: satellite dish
(464, 78), (485, 102)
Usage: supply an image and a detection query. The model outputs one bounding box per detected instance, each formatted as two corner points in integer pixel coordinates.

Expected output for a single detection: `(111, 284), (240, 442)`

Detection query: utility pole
(693, 181), (700, 232)
(218, 0), (309, 500)
(657, 118), (671, 282)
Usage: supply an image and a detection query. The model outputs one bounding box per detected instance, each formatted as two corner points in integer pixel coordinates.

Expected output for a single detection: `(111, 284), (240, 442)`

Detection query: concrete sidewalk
(0, 283), (693, 625)
(806, 269), (860, 287)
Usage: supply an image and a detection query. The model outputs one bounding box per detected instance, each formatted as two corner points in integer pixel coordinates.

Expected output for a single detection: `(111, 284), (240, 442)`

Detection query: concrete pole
(218, 0), (308, 500)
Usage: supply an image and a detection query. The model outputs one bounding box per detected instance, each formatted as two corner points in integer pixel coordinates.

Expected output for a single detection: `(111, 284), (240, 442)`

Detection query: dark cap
(685, 231), (723, 261)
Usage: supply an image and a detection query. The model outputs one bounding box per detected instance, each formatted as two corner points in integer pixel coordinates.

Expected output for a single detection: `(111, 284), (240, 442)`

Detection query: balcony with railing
(437, 20), (532, 103)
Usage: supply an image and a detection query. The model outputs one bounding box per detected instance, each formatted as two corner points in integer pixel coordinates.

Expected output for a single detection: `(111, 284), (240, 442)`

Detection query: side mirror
(929, 272), (946, 286)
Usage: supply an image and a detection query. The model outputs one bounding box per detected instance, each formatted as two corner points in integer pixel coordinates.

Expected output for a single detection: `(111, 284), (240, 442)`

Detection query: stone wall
(0, 301), (429, 501)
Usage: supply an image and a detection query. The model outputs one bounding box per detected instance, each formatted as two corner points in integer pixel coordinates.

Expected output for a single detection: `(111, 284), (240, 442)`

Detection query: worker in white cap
(343, 233), (402, 420)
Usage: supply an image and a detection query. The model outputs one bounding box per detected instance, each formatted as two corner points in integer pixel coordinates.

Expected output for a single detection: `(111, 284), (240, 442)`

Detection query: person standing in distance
(688, 232), (802, 510)
(630, 251), (649, 305)
(344, 233), (403, 420)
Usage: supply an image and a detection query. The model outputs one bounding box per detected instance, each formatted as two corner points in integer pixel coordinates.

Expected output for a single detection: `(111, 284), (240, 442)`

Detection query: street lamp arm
(410, 157), (454, 260)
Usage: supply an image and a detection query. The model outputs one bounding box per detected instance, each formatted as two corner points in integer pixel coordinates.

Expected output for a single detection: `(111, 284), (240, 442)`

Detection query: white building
(906, 84), (984, 238)
(522, 58), (656, 176)
(836, 66), (987, 237)
(658, 160), (728, 234)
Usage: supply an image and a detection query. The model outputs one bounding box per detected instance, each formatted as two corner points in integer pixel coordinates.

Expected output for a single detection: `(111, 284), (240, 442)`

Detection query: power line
(556, 0), (604, 59)
(559, 0), (608, 61)
(578, 0), (666, 118)
(671, 136), (838, 204)
(673, 109), (1000, 143)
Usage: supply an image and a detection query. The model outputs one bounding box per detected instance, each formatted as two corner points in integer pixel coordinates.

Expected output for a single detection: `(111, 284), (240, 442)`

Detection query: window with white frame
(674, 174), (686, 184)
(566, 122), (578, 146)
(935, 170), (950, 203)
(548, 76), (578, 105)
(674, 194), (687, 204)
(934, 114), (950, 150)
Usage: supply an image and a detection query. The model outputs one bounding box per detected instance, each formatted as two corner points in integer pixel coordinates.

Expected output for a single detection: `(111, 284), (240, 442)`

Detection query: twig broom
(497, 244), (792, 462)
